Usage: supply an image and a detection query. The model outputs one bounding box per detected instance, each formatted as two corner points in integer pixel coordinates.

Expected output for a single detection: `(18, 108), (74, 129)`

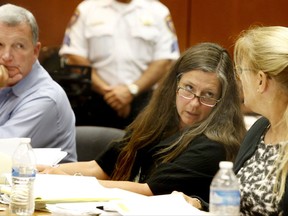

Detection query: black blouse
(96, 132), (226, 202)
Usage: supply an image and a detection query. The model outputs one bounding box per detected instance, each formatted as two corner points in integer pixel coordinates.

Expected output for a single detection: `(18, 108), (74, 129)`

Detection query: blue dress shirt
(0, 61), (77, 162)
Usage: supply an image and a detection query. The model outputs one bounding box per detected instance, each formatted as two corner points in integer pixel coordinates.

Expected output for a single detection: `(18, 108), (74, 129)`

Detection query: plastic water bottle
(209, 161), (240, 216)
(9, 138), (36, 216)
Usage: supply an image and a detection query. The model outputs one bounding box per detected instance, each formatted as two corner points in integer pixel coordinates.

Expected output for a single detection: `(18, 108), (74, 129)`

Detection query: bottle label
(12, 167), (36, 178)
(210, 189), (240, 206)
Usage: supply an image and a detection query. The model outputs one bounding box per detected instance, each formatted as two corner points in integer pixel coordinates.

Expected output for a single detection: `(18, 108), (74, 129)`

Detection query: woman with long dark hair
(38, 42), (246, 203)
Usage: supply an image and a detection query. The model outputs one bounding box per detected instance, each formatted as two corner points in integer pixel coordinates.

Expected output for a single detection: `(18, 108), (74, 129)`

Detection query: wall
(2, 0), (288, 54)
(163, 0), (288, 54)
(0, 0), (82, 47)
(189, 0), (288, 54)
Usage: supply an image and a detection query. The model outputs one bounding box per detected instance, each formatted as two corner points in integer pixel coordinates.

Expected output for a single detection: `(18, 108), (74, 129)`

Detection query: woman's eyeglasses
(177, 86), (220, 107)
(234, 65), (252, 75)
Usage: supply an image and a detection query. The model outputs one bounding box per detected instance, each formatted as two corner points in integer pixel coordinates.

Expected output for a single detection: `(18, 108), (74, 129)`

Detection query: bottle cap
(219, 161), (233, 169)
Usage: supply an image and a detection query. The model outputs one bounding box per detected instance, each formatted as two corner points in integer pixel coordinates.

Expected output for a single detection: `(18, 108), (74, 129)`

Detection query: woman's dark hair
(112, 42), (246, 180)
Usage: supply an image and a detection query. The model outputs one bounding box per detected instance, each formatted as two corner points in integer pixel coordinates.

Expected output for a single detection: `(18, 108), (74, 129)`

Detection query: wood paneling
(187, 0), (288, 54)
(2, 0), (288, 54)
(0, 0), (82, 46)
(160, 0), (190, 52)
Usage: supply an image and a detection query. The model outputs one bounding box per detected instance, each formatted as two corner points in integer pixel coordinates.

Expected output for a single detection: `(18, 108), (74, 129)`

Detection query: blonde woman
(181, 26), (288, 215)
(233, 25), (288, 216)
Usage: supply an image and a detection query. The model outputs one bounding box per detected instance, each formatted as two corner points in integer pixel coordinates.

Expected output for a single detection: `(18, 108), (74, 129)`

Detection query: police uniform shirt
(59, 0), (180, 86)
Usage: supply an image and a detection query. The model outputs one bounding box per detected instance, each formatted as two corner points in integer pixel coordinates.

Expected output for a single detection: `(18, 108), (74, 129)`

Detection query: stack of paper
(0, 138), (67, 183)
(0, 138), (67, 165)
(3, 173), (145, 211)
(111, 194), (212, 216)
(0, 138), (23, 183)
(44, 202), (106, 216)
(33, 174), (144, 205)
(2, 173), (212, 215)
(32, 175), (212, 216)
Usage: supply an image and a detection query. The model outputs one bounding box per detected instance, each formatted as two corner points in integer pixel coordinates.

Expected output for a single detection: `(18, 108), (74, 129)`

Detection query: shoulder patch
(165, 14), (176, 35)
(63, 34), (71, 46)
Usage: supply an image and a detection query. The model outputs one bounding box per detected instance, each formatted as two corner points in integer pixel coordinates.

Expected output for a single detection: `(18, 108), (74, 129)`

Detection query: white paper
(44, 202), (105, 216)
(2, 173), (213, 216)
(0, 138), (21, 154)
(32, 174), (144, 204)
(0, 138), (67, 183)
(3, 174), (144, 203)
(111, 194), (212, 216)
(33, 148), (67, 165)
(0, 137), (67, 165)
(0, 138), (24, 184)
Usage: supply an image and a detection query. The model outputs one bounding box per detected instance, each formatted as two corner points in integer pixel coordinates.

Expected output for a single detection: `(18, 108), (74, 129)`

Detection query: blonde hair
(234, 26), (288, 199)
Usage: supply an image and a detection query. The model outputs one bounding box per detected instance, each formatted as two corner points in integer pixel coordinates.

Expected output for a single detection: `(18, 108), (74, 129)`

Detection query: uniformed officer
(59, 0), (180, 129)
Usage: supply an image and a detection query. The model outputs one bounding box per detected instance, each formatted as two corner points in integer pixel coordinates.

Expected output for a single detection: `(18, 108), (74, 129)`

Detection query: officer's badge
(165, 15), (176, 35)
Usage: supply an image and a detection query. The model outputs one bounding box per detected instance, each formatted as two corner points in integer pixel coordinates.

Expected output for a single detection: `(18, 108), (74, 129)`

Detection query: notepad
(3, 173), (145, 211)
(34, 174), (144, 204)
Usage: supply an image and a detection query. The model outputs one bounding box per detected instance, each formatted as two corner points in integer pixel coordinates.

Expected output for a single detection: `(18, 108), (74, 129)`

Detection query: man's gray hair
(0, 4), (39, 44)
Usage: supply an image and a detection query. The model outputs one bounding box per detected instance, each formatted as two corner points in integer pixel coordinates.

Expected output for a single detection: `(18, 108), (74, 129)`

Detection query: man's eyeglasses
(177, 86), (220, 107)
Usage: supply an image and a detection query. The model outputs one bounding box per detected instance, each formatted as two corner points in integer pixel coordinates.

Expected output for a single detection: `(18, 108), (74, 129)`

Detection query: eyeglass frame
(177, 86), (221, 107)
(234, 65), (253, 75)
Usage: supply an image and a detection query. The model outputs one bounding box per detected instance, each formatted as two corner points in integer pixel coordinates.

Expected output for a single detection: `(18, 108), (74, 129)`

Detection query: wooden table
(0, 204), (51, 215)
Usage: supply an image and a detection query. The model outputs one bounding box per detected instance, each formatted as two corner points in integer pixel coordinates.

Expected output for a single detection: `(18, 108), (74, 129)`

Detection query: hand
(37, 164), (69, 175)
(117, 104), (131, 118)
(104, 85), (133, 111)
(0, 65), (8, 87)
(171, 191), (202, 210)
(0, 65), (23, 87)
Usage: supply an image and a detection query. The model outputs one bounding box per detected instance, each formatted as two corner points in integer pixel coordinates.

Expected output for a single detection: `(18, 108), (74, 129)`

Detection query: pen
(96, 206), (103, 210)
